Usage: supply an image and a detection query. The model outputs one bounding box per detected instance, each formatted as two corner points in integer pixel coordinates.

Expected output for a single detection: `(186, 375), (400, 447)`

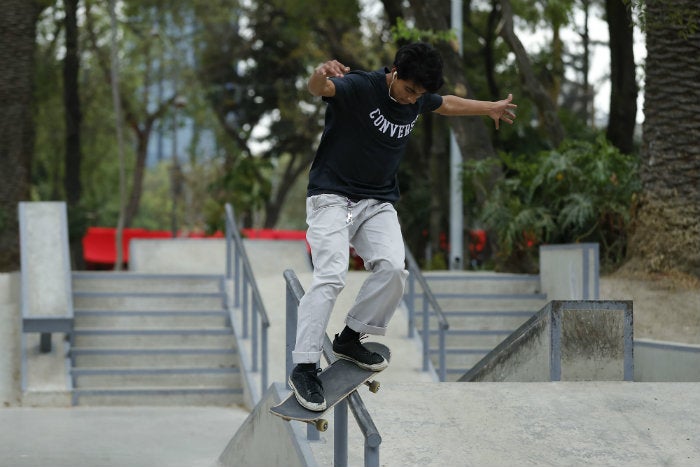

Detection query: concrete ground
(0, 406), (249, 467)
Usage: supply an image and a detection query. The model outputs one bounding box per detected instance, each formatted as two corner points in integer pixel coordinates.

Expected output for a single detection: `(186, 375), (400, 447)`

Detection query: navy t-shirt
(307, 68), (443, 202)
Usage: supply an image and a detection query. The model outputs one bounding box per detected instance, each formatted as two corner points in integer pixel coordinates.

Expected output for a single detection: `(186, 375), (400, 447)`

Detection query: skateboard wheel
(315, 419), (328, 432)
(368, 381), (380, 393)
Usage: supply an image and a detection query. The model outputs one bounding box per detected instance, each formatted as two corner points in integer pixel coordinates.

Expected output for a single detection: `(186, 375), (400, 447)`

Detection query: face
(389, 73), (427, 105)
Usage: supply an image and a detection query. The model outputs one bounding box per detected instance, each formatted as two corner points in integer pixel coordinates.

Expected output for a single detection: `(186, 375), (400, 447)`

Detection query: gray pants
(292, 194), (408, 364)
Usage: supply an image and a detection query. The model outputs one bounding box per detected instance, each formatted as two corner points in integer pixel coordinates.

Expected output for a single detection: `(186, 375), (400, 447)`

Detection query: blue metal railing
(403, 246), (450, 381)
(284, 269), (382, 467)
(224, 203), (269, 397)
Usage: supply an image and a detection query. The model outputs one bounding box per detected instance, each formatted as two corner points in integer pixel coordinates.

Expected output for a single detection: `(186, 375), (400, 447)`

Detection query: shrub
(464, 133), (640, 272)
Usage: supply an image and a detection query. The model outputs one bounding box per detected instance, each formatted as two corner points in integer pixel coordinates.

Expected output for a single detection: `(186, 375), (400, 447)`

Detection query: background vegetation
(2, 0), (698, 278)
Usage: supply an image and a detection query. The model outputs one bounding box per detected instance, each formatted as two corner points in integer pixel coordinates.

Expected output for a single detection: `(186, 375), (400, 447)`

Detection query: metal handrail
(224, 203), (269, 396)
(403, 245), (450, 381)
(283, 269), (382, 467)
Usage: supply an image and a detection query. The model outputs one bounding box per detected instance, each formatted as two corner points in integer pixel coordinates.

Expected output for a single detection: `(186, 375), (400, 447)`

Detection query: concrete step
(72, 366), (241, 388)
(423, 272), (541, 295)
(72, 272), (224, 294)
(426, 295), (547, 313)
(73, 292), (226, 311)
(73, 328), (235, 349)
(422, 329), (511, 349)
(74, 309), (230, 328)
(72, 386), (243, 406)
(416, 310), (535, 332)
(71, 347), (238, 368)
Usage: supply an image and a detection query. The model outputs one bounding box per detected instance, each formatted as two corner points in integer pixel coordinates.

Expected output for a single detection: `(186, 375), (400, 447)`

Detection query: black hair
(393, 42), (444, 93)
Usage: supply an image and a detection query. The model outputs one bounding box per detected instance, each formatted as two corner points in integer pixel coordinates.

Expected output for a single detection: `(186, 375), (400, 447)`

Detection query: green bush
(464, 133), (640, 272)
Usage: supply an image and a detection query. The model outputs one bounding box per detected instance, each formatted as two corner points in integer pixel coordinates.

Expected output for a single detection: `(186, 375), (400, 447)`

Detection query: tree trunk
(497, 0), (565, 147)
(605, 0), (638, 154)
(0, 1), (43, 271)
(64, 0), (85, 269)
(626, 0), (700, 277)
(409, 0), (498, 165)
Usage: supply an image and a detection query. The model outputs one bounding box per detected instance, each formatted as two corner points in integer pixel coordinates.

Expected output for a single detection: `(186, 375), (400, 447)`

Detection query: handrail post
(252, 301), (259, 371)
(234, 247), (241, 307)
(225, 218), (232, 280)
(439, 325), (447, 382)
(422, 291), (430, 371)
(335, 400), (349, 467)
(242, 276), (249, 339)
(364, 444), (379, 467)
(406, 274), (415, 338)
(262, 324), (268, 391)
(285, 278), (296, 387)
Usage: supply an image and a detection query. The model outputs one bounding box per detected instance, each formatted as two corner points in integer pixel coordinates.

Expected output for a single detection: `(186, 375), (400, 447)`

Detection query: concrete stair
(417, 272), (548, 380)
(70, 272), (243, 406)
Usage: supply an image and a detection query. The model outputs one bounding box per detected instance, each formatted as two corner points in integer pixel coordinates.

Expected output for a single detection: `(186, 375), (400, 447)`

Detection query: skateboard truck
(303, 378), (381, 432)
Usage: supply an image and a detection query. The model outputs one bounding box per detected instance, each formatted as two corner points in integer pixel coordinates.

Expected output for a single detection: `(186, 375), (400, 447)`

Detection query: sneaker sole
(288, 377), (327, 412)
(332, 351), (388, 372)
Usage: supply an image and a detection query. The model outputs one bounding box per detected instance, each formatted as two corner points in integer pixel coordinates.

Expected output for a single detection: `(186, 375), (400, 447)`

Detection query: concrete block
(460, 300), (633, 382)
(18, 202), (73, 319)
(540, 243), (599, 300)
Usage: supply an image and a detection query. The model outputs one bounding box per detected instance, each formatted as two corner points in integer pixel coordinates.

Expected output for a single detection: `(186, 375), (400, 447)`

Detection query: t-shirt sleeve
(421, 93), (443, 113)
(322, 74), (362, 106)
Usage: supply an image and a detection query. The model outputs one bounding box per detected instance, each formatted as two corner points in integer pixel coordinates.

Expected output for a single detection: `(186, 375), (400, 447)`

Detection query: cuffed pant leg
(292, 195), (350, 364)
(345, 201), (408, 335)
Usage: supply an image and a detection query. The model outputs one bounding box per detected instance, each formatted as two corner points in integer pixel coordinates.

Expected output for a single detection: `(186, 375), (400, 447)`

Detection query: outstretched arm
(308, 60), (350, 97)
(434, 93), (517, 129)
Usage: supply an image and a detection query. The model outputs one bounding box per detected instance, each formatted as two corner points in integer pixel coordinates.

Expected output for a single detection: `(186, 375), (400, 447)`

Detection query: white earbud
(388, 71), (398, 103)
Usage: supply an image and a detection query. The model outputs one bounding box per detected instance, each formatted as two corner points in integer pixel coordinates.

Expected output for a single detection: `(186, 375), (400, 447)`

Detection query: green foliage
(390, 17), (456, 44)
(465, 133), (640, 272)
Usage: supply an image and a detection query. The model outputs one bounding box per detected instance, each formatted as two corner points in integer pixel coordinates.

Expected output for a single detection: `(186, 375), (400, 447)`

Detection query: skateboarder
(290, 42), (517, 411)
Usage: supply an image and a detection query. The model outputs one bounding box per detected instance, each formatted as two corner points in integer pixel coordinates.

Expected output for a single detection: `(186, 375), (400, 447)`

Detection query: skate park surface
(2, 238), (699, 466)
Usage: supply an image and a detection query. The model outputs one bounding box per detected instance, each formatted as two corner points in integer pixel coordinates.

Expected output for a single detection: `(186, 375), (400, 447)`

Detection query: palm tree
(626, 0), (700, 277)
(0, 1), (45, 271)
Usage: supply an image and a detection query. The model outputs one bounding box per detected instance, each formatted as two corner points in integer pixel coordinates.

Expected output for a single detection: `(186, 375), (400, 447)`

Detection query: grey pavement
(0, 406), (249, 467)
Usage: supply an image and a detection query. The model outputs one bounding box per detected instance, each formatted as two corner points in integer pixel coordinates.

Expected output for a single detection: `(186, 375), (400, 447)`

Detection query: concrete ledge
(635, 339), (700, 382)
(218, 382), (318, 467)
(130, 239), (226, 273)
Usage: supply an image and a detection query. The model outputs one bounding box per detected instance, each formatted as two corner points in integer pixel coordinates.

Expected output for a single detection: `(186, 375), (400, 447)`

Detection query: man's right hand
(308, 60), (349, 97)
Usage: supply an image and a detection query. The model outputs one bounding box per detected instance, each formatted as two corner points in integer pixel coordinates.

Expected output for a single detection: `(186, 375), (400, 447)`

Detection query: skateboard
(270, 342), (391, 431)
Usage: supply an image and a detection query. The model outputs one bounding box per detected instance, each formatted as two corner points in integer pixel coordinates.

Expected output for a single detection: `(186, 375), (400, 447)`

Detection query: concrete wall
(460, 300), (633, 382)
(0, 272), (21, 406)
(130, 238), (227, 274)
(540, 243), (599, 300)
(635, 339), (700, 382)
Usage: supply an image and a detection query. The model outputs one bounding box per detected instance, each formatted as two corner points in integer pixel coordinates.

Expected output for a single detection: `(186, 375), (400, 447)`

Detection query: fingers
(318, 60), (350, 78)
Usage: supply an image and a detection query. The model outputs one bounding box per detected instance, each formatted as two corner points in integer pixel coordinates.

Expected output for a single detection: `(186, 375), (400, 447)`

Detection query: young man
(289, 42), (517, 411)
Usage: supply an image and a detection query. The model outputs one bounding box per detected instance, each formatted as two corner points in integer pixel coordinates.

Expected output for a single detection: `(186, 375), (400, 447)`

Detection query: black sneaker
(332, 334), (388, 371)
(288, 365), (326, 412)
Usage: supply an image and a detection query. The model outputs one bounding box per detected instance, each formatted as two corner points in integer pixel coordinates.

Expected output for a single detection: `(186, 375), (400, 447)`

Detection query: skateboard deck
(270, 342), (391, 431)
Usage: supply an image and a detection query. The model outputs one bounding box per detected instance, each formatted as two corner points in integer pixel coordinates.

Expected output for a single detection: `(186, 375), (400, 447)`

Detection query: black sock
(298, 363), (316, 372)
(337, 325), (360, 343)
